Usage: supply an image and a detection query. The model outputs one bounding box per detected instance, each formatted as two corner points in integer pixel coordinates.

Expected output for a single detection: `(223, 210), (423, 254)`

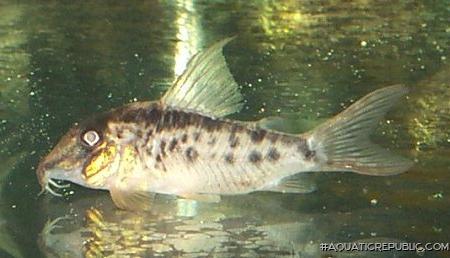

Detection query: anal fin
(178, 193), (221, 203)
(262, 175), (317, 194)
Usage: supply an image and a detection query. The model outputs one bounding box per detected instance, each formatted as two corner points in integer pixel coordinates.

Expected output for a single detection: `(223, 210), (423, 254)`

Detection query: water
(0, 1), (448, 257)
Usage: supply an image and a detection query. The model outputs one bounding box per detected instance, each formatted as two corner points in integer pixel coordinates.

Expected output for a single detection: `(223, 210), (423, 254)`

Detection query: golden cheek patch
(83, 144), (117, 181)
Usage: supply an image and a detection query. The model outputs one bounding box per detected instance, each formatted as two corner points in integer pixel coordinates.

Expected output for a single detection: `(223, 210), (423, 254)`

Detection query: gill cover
(82, 142), (118, 187)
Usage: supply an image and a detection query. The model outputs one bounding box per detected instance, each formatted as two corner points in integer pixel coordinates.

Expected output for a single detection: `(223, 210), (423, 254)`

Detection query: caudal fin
(309, 85), (413, 175)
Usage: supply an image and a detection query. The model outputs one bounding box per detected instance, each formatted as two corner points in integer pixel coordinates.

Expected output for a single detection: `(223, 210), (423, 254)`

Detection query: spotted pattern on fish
(160, 140), (166, 157)
(250, 129), (266, 143)
(224, 153), (234, 164)
(208, 137), (217, 145)
(193, 132), (201, 142)
(142, 129), (153, 148)
(248, 151), (262, 163)
(185, 147), (198, 162)
(296, 138), (315, 160)
(181, 134), (188, 143)
(267, 147), (280, 161)
(229, 136), (239, 148)
(105, 102), (319, 195)
(168, 138), (178, 152)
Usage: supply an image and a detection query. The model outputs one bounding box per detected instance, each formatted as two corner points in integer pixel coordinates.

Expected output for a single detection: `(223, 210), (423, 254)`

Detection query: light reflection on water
(0, 0), (448, 257)
(38, 193), (405, 257)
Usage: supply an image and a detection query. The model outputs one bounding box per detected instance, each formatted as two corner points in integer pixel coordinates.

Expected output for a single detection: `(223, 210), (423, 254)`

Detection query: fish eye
(82, 130), (101, 147)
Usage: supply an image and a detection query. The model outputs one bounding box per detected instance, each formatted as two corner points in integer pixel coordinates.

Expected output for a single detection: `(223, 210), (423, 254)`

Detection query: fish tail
(308, 85), (413, 175)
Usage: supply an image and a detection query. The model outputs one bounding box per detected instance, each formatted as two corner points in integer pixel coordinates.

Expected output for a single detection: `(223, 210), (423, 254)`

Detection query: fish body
(37, 38), (412, 210)
(94, 101), (317, 194)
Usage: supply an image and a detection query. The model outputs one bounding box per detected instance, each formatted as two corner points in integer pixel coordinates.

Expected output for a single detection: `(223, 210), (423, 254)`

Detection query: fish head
(37, 113), (119, 195)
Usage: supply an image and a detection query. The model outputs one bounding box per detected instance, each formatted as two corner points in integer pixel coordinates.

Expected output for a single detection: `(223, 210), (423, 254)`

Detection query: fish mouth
(37, 162), (70, 197)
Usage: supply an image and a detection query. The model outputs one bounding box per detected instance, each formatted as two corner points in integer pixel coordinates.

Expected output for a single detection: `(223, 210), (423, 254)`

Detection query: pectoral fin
(110, 185), (156, 211)
(262, 174), (317, 194)
(178, 193), (221, 203)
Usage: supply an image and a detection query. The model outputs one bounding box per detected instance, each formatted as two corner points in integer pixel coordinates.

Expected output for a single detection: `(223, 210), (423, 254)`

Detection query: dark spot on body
(305, 150), (316, 160)
(115, 128), (124, 139)
(297, 138), (309, 153)
(267, 133), (279, 143)
(250, 129), (266, 143)
(208, 137), (217, 145)
(185, 147), (198, 162)
(142, 129), (153, 146)
(169, 138), (178, 151)
(156, 154), (162, 162)
(296, 138), (315, 160)
(181, 134), (188, 143)
(201, 116), (221, 132)
(167, 110), (180, 129)
(229, 136), (239, 148)
(229, 126), (241, 148)
(224, 153), (234, 164)
(248, 150), (262, 163)
(146, 146), (152, 156)
(193, 132), (201, 142)
(239, 180), (252, 187)
(160, 140), (166, 157)
(267, 147), (280, 161)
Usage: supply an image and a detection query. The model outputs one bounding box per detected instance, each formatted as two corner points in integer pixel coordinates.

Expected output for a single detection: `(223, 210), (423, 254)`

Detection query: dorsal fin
(161, 37), (243, 118)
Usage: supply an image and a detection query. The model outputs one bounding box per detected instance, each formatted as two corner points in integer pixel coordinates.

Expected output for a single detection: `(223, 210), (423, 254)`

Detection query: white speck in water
(441, 56), (446, 61)
(370, 199), (378, 205)
(29, 91), (35, 96)
(370, 232), (377, 237)
(307, 63), (312, 67)
(432, 192), (443, 199)
(432, 226), (442, 233)
(257, 78), (262, 82)
(107, 92), (113, 98)
(360, 41), (367, 47)
(11, 205), (16, 209)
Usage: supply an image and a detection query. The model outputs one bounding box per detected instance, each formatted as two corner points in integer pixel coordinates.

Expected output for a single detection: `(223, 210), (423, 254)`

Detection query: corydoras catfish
(37, 38), (412, 210)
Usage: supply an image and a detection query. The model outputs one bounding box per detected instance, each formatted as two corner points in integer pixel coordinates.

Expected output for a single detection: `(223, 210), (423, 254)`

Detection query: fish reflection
(39, 193), (406, 258)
